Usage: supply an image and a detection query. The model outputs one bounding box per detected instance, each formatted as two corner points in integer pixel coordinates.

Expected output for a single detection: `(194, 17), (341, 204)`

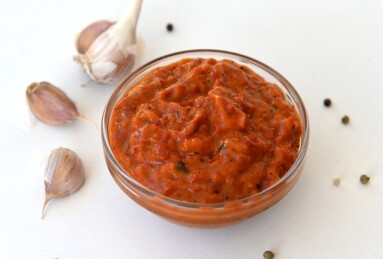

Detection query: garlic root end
(41, 194), (55, 219)
(78, 114), (98, 129)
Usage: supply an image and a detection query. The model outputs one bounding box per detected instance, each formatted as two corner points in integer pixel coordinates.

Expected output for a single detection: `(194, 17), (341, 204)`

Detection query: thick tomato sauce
(109, 58), (302, 203)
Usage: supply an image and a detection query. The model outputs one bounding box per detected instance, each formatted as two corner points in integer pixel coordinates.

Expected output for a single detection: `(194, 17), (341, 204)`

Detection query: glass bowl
(101, 49), (309, 228)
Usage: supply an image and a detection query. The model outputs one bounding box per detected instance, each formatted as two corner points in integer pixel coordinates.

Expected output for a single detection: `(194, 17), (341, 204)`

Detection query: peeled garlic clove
(74, 0), (143, 83)
(76, 20), (115, 54)
(42, 147), (85, 219)
(26, 81), (81, 125)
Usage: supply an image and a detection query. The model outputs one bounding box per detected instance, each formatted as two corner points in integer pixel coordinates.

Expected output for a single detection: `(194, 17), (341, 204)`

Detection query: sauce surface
(109, 58), (302, 203)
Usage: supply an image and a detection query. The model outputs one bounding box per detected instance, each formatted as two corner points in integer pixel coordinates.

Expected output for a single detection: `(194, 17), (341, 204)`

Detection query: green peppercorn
(323, 98), (332, 107)
(333, 178), (341, 186)
(360, 174), (370, 184)
(176, 161), (189, 173)
(341, 115), (350, 125)
(263, 250), (275, 259)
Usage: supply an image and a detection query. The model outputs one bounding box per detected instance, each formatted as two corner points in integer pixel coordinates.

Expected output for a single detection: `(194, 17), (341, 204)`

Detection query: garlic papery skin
(42, 147), (85, 219)
(76, 20), (115, 54)
(26, 82), (81, 125)
(74, 0), (143, 84)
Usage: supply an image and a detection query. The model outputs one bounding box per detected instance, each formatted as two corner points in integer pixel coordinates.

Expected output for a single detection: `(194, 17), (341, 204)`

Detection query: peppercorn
(176, 161), (189, 173)
(341, 115), (350, 125)
(333, 178), (341, 186)
(360, 174), (370, 184)
(323, 98), (332, 107)
(263, 250), (275, 259)
(166, 23), (173, 32)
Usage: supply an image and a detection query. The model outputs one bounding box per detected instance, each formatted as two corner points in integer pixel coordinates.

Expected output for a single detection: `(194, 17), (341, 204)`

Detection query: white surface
(1, 0), (382, 258)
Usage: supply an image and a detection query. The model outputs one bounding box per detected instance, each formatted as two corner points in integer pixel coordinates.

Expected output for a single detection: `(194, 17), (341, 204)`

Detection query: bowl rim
(101, 49), (310, 208)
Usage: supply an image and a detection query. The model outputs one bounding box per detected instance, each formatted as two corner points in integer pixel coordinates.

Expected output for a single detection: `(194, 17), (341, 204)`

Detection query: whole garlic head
(75, 0), (142, 84)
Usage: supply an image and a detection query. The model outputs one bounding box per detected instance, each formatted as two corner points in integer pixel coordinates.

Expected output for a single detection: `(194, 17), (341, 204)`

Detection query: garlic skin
(76, 20), (115, 54)
(26, 82), (80, 125)
(75, 0), (143, 83)
(42, 147), (85, 218)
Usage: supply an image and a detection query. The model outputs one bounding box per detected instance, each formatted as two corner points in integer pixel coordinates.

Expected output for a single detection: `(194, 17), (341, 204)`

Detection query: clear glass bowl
(101, 49), (310, 228)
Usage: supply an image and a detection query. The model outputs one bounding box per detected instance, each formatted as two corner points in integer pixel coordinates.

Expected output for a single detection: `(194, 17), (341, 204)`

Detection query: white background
(1, 0), (382, 258)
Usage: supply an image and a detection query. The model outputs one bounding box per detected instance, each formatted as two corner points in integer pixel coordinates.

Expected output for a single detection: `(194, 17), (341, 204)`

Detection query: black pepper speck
(324, 98), (332, 107)
(166, 23), (173, 32)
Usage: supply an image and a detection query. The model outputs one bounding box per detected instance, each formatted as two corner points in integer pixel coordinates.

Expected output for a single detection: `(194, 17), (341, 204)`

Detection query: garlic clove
(42, 147), (85, 219)
(74, 0), (143, 83)
(76, 20), (115, 54)
(26, 81), (86, 125)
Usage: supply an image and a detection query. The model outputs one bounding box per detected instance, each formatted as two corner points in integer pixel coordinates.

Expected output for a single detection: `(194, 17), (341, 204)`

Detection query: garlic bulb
(76, 20), (115, 54)
(74, 0), (143, 83)
(42, 147), (85, 219)
(26, 81), (81, 125)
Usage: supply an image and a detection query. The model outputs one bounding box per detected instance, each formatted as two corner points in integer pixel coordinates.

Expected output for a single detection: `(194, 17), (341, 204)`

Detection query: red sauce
(109, 58), (302, 203)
